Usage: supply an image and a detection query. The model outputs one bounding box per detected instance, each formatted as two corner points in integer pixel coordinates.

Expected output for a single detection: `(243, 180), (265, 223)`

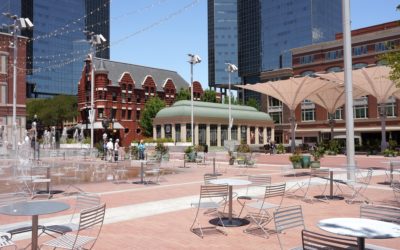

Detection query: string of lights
(0, 0), (200, 81)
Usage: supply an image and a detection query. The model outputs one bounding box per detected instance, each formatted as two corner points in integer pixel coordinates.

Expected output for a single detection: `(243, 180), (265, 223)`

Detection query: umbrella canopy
(307, 84), (366, 114)
(317, 66), (399, 104)
(237, 75), (337, 111)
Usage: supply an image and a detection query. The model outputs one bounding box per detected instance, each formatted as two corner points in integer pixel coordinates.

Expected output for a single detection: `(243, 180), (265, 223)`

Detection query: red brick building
(77, 57), (206, 147)
(267, 21), (400, 145)
(0, 32), (27, 145)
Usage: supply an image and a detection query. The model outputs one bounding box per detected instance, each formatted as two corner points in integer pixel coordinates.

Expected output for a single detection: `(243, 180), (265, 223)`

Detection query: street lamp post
(225, 63), (238, 141)
(85, 32), (106, 156)
(187, 54), (201, 146)
(3, 13), (34, 150)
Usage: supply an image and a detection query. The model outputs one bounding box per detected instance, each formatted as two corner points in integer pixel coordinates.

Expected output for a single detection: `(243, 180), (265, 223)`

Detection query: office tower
(0, 0), (110, 98)
(208, 0), (240, 88)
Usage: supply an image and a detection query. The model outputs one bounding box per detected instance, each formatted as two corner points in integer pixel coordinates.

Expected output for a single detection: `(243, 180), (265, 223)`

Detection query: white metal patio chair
(393, 183), (400, 204)
(190, 184), (229, 238)
(203, 173), (217, 185)
(273, 205), (305, 250)
(385, 160), (400, 186)
(302, 168), (330, 203)
(0, 233), (16, 250)
(280, 165), (307, 198)
(243, 182), (286, 238)
(43, 192), (101, 236)
(343, 168), (373, 204)
(237, 175), (271, 217)
(113, 160), (129, 184)
(41, 203), (106, 250)
(301, 229), (358, 250)
(360, 204), (400, 224)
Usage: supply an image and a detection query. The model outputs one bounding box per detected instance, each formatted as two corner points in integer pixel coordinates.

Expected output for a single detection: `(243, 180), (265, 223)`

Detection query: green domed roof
(155, 100), (272, 121)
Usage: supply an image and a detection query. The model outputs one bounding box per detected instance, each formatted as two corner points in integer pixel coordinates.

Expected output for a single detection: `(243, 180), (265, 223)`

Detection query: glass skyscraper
(0, 0), (110, 97)
(208, 0), (240, 88)
(238, 0), (342, 82)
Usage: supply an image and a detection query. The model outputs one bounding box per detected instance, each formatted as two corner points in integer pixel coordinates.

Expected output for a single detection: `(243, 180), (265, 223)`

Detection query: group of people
(103, 138), (120, 162)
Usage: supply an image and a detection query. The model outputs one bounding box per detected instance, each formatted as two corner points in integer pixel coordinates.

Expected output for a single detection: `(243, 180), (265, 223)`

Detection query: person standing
(107, 138), (114, 162)
(114, 139), (120, 161)
(138, 139), (146, 160)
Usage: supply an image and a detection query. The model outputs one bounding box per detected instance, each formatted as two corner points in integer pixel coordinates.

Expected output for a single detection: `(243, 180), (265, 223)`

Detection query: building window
(332, 108), (343, 120)
(300, 70), (315, 77)
(326, 66), (342, 73)
(98, 108), (104, 118)
(128, 85), (132, 91)
(354, 105), (368, 119)
(375, 41), (395, 52)
(0, 83), (7, 104)
(136, 128), (141, 134)
(111, 108), (116, 119)
(378, 97), (397, 117)
(127, 93), (132, 102)
(325, 50), (343, 60)
(136, 110), (140, 120)
(352, 45), (368, 56)
(122, 84), (126, 90)
(127, 110), (132, 120)
(353, 63), (368, 69)
(112, 92), (117, 101)
(136, 96), (141, 104)
(121, 109), (126, 119)
(301, 109), (315, 121)
(0, 55), (7, 74)
(121, 93), (125, 103)
(299, 55), (314, 64)
(269, 112), (282, 124)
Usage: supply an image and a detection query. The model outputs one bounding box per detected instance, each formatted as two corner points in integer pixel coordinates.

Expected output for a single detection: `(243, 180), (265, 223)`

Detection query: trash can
(301, 155), (311, 168)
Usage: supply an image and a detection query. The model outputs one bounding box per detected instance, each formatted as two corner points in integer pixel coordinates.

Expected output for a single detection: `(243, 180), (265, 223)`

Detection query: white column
(161, 125), (165, 139)
(153, 126), (157, 140)
(271, 127), (275, 143)
(217, 124), (221, 147)
(206, 124), (210, 146)
(263, 127), (267, 144)
(255, 127), (259, 144)
(246, 126), (250, 145)
(237, 125), (241, 142)
(194, 124), (199, 145)
(171, 124), (176, 142)
(181, 123), (186, 142)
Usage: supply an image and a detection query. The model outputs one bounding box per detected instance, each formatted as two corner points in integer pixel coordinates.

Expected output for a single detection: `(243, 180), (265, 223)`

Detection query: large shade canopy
(317, 65), (399, 151)
(237, 76), (337, 152)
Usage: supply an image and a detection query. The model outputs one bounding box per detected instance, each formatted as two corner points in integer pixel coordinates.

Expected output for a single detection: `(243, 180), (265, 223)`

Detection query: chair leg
(244, 211), (273, 238)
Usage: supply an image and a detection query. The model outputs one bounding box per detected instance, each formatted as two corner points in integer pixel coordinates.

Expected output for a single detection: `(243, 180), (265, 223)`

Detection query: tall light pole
(3, 13), (34, 150)
(188, 54), (201, 146)
(86, 32), (106, 155)
(225, 63), (238, 141)
(342, 0), (356, 181)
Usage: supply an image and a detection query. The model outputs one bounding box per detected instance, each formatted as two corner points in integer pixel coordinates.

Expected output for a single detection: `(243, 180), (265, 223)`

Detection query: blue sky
(110, 0), (399, 89)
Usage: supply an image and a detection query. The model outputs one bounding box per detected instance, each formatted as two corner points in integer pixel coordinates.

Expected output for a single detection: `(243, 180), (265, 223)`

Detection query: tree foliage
(246, 98), (260, 110)
(223, 95), (239, 105)
(140, 97), (166, 136)
(175, 87), (190, 101)
(26, 95), (78, 128)
(201, 89), (217, 103)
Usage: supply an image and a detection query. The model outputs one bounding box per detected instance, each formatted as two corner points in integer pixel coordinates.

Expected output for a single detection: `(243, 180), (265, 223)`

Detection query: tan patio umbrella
(237, 76), (337, 153)
(307, 84), (366, 140)
(318, 66), (400, 151)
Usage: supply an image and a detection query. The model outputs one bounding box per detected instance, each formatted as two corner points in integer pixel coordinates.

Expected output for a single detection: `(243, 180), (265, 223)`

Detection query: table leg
(357, 237), (365, 250)
(31, 215), (38, 250)
(140, 162), (144, 184)
(228, 185), (233, 222)
(330, 171), (333, 199)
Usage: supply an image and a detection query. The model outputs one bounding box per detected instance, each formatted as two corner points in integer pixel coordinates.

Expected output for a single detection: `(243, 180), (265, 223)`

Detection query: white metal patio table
(0, 200), (70, 250)
(209, 178), (251, 227)
(317, 217), (400, 250)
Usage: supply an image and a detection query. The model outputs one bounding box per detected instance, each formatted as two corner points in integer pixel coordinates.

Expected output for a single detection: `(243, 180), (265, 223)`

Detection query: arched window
(326, 66), (342, 73)
(300, 70), (315, 77)
(121, 84), (126, 90)
(352, 63), (367, 70)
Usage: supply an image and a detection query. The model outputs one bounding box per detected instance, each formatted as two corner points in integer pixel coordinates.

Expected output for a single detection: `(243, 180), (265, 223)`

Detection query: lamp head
(225, 63), (238, 73)
(188, 54), (201, 64)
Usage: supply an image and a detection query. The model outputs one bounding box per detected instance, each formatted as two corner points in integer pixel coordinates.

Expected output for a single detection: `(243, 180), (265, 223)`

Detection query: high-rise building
(207, 0), (240, 89)
(238, 0), (342, 84)
(0, 0), (110, 98)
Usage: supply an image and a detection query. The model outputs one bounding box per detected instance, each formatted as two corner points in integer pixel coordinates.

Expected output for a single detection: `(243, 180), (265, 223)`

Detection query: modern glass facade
(0, 0), (109, 98)
(208, 0), (240, 87)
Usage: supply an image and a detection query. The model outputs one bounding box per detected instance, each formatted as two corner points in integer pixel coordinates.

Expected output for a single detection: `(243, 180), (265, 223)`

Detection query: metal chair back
(248, 175), (271, 187)
(200, 184), (229, 199)
(360, 204), (400, 224)
(263, 183), (286, 199)
(302, 229), (358, 250)
(203, 173), (217, 185)
(274, 205), (305, 233)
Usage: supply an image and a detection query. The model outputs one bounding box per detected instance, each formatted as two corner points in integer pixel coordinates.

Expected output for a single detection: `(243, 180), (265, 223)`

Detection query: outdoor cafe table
(318, 168), (348, 200)
(318, 217), (400, 250)
(209, 178), (251, 227)
(0, 200), (70, 250)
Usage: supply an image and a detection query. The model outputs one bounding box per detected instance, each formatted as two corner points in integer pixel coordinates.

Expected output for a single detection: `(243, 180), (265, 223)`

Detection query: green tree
(246, 98), (259, 110)
(201, 88), (217, 103)
(140, 97), (166, 136)
(175, 87), (190, 101)
(223, 95), (238, 105)
(26, 95), (78, 128)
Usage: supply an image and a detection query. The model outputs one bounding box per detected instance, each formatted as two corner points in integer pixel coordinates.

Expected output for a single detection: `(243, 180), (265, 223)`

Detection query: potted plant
(310, 145), (325, 168)
(184, 146), (195, 162)
(289, 153), (302, 169)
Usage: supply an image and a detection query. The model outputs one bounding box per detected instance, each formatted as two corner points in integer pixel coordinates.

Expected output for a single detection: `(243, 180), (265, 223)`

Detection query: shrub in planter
(237, 143), (251, 153)
(383, 149), (398, 157)
(184, 146), (196, 162)
(276, 144), (285, 154)
(310, 145), (325, 168)
(289, 153), (302, 169)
